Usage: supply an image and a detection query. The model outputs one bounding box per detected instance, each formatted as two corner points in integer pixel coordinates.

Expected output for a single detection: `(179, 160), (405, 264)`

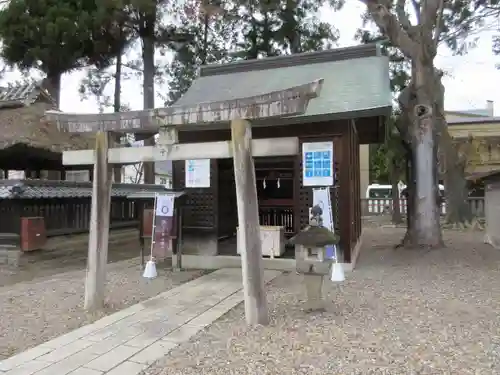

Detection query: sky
(2, 1), (500, 116)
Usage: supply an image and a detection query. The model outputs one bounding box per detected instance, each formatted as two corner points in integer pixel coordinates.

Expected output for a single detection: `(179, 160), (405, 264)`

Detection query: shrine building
(170, 43), (392, 269)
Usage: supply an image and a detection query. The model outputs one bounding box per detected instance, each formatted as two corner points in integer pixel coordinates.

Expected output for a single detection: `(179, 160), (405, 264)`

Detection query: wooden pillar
(339, 124), (353, 263)
(84, 131), (112, 311)
(231, 119), (269, 326)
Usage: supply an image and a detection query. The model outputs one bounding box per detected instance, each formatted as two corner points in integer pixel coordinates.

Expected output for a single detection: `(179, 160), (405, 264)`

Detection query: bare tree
(359, 1), (499, 239)
(360, 0), (447, 247)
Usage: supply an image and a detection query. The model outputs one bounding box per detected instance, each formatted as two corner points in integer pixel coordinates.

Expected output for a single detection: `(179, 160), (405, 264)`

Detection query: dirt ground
(0, 229), (147, 287)
(0, 253), (205, 360)
(145, 226), (500, 375)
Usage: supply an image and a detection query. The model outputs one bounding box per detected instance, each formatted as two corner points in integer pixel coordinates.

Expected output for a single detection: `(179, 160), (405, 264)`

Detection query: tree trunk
(390, 160), (402, 225)
(113, 50), (123, 184)
(432, 80), (472, 225)
(142, 34), (156, 184)
(444, 163), (471, 223)
(401, 148), (417, 246)
(410, 61), (443, 248)
(397, 87), (418, 246)
(44, 71), (62, 108)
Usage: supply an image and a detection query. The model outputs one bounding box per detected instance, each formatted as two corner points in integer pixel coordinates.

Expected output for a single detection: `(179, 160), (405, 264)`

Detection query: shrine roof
(0, 81), (94, 155)
(0, 81), (54, 109)
(448, 116), (500, 125)
(173, 43), (392, 125)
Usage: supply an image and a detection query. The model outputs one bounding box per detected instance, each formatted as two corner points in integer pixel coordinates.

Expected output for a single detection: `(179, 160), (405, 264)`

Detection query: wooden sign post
(44, 79), (323, 319)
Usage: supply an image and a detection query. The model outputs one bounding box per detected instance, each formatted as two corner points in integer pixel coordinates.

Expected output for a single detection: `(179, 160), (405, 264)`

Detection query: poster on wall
(302, 141), (334, 186)
(185, 159), (211, 188)
(151, 193), (175, 260)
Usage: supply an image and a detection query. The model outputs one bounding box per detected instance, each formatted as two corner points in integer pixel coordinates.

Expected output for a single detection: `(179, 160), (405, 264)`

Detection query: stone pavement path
(0, 268), (281, 375)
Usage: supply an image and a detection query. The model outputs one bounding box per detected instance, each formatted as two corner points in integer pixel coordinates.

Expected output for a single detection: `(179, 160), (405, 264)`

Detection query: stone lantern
(289, 205), (339, 311)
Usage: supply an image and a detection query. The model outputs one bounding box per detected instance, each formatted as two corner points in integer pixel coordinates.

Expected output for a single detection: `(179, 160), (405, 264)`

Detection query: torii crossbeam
(44, 79), (323, 325)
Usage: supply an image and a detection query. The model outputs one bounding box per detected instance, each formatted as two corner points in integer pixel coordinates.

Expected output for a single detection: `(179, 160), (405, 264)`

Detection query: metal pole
(139, 201), (145, 269)
(176, 207), (183, 271)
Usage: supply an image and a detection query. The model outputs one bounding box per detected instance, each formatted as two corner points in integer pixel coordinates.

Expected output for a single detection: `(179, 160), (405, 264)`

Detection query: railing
(0, 197), (140, 236)
(361, 198), (485, 218)
(259, 206), (294, 234)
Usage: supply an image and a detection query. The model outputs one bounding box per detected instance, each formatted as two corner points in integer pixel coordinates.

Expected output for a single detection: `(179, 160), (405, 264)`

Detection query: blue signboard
(302, 142), (334, 186)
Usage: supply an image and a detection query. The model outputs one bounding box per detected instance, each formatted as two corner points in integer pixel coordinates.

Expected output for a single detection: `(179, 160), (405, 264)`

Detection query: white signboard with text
(185, 159), (211, 188)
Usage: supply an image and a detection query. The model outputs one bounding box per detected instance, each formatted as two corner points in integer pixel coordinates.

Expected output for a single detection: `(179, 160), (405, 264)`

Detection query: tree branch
(422, 0), (443, 32)
(411, 0), (421, 23)
(396, 0), (412, 30)
(360, 0), (418, 58)
(433, 0), (445, 52)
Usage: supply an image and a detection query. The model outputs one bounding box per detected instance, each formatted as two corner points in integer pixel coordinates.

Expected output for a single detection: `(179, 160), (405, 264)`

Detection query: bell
(143, 258), (158, 279)
(330, 262), (345, 282)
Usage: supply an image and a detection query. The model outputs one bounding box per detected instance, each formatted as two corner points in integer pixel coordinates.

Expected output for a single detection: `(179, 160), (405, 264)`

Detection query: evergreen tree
(124, 0), (195, 182)
(235, 0), (341, 59)
(0, 0), (126, 106)
(166, 0), (343, 105)
(165, 1), (239, 104)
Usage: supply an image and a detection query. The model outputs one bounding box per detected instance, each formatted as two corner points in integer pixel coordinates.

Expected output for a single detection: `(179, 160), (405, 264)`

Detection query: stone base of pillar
(0, 245), (21, 268)
(303, 274), (325, 312)
(0, 233), (22, 269)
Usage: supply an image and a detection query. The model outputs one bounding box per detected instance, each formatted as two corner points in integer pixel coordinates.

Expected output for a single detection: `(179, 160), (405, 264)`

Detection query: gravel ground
(145, 227), (500, 375)
(0, 258), (205, 360)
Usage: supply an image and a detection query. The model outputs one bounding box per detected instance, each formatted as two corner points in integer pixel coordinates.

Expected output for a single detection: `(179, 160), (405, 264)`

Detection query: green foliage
(369, 115), (406, 183)
(440, 0), (500, 55)
(356, 19), (410, 183)
(164, 2), (239, 105)
(165, 0), (343, 104)
(234, 0), (341, 59)
(357, 0), (500, 183)
(79, 67), (114, 112)
(0, 0), (125, 74)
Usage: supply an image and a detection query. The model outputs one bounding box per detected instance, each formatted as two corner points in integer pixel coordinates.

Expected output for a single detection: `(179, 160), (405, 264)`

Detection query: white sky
(2, 1), (499, 115)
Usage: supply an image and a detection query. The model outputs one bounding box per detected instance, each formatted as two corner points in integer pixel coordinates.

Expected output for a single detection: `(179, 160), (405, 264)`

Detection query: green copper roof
(174, 44), (392, 125)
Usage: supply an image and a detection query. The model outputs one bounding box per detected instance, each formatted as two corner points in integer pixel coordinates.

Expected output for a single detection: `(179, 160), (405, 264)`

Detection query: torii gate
(45, 79), (323, 325)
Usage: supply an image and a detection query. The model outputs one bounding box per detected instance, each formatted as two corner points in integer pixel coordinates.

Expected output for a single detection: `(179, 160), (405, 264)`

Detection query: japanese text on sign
(302, 141), (334, 187)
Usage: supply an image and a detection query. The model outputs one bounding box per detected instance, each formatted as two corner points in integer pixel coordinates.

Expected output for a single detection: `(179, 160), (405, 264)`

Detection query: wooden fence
(0, 180), (163, 237)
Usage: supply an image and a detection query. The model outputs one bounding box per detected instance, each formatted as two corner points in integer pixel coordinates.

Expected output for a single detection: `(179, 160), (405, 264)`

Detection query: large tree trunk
(44, 71), (62, 108)
(141, 33), (156, 184)
(410, 61), (443, 248)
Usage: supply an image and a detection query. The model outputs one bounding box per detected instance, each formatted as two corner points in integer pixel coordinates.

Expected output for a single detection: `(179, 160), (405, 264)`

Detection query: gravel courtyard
(0, 258), (205, 360)
(145, 227), (500, 375)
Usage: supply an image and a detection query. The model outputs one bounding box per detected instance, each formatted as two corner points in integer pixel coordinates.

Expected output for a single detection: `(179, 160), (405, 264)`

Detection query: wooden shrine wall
(173, 119), (365, 257)
(337, 122), (361, 262)
(217, 160), (237, 239)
